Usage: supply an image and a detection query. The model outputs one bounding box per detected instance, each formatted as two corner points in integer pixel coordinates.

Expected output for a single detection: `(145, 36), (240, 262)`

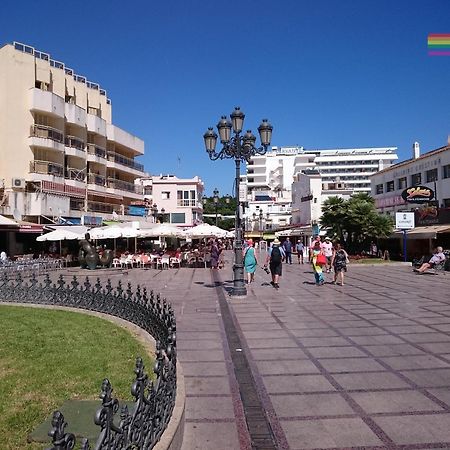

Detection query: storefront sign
(82, 216), (102, 226)
(401, 186), (434, 204)
(128, 206), (146, 217)
(395, 212), (415, 229)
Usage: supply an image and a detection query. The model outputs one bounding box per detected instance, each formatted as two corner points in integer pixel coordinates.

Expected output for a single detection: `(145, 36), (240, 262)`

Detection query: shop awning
(394, 224), (450, 239)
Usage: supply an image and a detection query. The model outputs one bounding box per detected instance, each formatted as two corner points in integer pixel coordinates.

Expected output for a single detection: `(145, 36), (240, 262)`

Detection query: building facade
(370, 142), (450, 223)
(137, 175), (204, 226)
(0, 42), (146, 226)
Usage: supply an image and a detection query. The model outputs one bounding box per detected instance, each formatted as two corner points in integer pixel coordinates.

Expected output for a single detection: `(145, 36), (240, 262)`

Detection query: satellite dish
(13, 209), (22, 222)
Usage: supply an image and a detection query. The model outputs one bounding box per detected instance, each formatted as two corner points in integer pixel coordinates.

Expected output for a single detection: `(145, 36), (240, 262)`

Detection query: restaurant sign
(401, 186), (434, 204)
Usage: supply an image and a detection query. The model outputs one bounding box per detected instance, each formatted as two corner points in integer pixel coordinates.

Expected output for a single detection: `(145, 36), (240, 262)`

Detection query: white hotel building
(243, 145), (398, 230)
(0, 42), (146, 227)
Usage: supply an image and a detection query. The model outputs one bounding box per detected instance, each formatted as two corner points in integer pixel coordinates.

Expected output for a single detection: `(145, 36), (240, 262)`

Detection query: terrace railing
(0, 273), (177, 450)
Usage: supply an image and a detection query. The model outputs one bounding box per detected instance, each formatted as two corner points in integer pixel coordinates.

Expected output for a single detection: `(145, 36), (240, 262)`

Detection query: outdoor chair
(112, 258), (121, 268)
(170, 256), (181, 268)
(156, 255), (170, 270)
(140, 254), (150, 268)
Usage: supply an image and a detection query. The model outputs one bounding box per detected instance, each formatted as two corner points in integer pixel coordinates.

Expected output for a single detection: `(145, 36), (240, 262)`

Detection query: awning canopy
(394, 224), (450, 239)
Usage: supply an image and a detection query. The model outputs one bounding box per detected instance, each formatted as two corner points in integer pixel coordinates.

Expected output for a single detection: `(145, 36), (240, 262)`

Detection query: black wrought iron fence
(0, 272), (177, 450)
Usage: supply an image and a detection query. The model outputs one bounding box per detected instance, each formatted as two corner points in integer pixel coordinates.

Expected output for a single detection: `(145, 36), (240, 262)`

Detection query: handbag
(316, 253), (327, 266)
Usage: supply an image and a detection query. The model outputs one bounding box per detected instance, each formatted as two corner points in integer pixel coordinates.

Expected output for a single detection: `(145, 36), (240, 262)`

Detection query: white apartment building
(243, 145), (398, 228)
(291, 170), (352, 233)
(0, 42), (146, 227)
(137, 175), (204, 226)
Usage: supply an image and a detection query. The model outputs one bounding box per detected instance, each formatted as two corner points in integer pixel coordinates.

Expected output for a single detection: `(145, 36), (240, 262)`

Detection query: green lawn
(0, 305), (154, 450)
(349, 258), (395, 264)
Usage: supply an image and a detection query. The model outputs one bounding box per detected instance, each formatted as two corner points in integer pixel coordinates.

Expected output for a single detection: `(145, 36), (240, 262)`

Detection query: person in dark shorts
(264, 238), (286, 289)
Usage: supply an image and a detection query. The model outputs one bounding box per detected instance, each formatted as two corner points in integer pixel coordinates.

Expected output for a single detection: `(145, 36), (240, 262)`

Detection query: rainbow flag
(428, 34), (450, 55)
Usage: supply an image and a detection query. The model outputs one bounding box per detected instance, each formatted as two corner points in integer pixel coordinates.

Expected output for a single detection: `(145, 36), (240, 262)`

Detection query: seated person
(414, 246), (445, 273)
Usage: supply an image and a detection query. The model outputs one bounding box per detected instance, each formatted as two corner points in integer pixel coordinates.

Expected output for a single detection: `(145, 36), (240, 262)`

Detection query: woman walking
(243, 239), (258, 283)
(310, 239), (325, 286)
(331, 242), (348, 285)
(210, 239), (222, 269)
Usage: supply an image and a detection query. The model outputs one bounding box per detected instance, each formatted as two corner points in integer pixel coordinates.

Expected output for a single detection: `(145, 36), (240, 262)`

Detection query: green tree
(202, 196), (236, 230)
(320, 194), (393, 253)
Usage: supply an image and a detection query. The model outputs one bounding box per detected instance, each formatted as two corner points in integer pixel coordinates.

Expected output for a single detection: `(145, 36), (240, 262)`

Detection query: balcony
(86, 113), (106, 136)
(107, 124), (144, 155)
(66, 167), (86, 182)
(29, 160), (64, 177)
(107, 178), (143, 194)
(64, 136), (86, 159)
(29, 88), (64, 117)
(107, 151), (144, 173)
(87, 173), (106, 187)
(87, 143), (107, 161)
(65, 103), (86, 127)
(29, 124), (65, 152)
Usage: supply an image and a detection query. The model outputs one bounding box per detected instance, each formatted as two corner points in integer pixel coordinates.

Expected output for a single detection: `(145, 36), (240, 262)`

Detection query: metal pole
(232, 156), (246, 296)
(215, 203), (218, 227)
(403, 229), (407, 262)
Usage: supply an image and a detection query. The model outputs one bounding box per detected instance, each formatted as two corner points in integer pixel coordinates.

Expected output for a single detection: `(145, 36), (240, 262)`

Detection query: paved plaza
(54, 253), (450, 450)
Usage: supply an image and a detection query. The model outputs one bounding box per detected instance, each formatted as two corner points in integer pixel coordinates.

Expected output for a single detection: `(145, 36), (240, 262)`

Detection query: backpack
(271, 246), (282, 264)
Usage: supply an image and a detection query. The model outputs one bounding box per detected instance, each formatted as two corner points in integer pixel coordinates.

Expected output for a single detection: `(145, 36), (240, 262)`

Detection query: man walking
(265, 239), (286, 289)
(283, 237), (293, 264)
(296, 240), (304, 264)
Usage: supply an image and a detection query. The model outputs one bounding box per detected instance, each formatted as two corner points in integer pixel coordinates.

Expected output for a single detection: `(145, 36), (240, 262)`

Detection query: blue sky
(1, 0), (450, 196)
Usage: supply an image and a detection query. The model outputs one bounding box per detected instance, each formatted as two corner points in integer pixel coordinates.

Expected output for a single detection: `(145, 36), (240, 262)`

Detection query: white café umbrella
(37, 227), (86, 256)
(184, 223), (228, 239)
(138, 224), (185, 238)
(36, 228), (85, 242)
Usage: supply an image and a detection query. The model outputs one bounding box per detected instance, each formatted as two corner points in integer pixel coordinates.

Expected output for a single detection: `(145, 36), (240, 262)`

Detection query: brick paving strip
(48, 256), (450, 449)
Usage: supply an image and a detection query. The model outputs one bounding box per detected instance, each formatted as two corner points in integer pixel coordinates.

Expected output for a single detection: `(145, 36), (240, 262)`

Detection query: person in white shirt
(414, 246), (446, 273)
(0, 251), (7, 261)
(321, 237), (333, 273)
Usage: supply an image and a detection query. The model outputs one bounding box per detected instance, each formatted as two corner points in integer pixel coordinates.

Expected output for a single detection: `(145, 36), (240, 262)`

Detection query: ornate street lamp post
(204, 107), (273, 296)
(259, 209), (264, 240)
(213, 188), (219, 226)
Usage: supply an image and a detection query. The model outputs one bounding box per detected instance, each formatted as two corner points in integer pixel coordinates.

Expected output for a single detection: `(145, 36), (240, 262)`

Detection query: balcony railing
(87, 143), (107, 159)
(65, 135), (85, 151)
(87, 173), (106, 186)
(177, 199), (196, 207)
(107, 178), (143, 194)
(87, 201), (114, 214)
(66, 167), (86, 182)
(30, 124), (64, 144)
(30, 160), (64, 177)
(107, 151), (144, 172)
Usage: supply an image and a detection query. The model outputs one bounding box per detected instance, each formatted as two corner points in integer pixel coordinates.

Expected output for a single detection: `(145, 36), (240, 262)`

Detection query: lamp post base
(230, 285), (247, 297)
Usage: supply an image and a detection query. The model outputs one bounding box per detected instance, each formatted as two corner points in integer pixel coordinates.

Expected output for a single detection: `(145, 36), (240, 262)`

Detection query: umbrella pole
(134, 237), (137, 253)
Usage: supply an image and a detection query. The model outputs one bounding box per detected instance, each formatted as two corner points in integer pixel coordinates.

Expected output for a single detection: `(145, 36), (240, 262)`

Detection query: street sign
(395, 212), (415, 229)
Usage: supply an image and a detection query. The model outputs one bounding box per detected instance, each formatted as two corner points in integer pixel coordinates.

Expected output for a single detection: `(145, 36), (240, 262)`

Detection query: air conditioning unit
(12, 178), (26, 189)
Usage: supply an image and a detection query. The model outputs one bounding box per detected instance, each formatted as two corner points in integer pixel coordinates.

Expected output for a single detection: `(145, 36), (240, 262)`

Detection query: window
(442, 164), (450, 179)
(171, 213), (185, 224)
(143, 186), (152, 195)
(411, 173), (421, 185)
(397, 177), (407, 190)
(177, 190), (196, 206)
(376, 184), (384, 194)
(161, 191), (170, 200)
(443, 199), (450, 207)
(386, 181), (395, 192)
(426, 168), (438, 183)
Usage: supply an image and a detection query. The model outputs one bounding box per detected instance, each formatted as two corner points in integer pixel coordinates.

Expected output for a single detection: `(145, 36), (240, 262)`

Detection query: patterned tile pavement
(50, 252), (450, 449)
